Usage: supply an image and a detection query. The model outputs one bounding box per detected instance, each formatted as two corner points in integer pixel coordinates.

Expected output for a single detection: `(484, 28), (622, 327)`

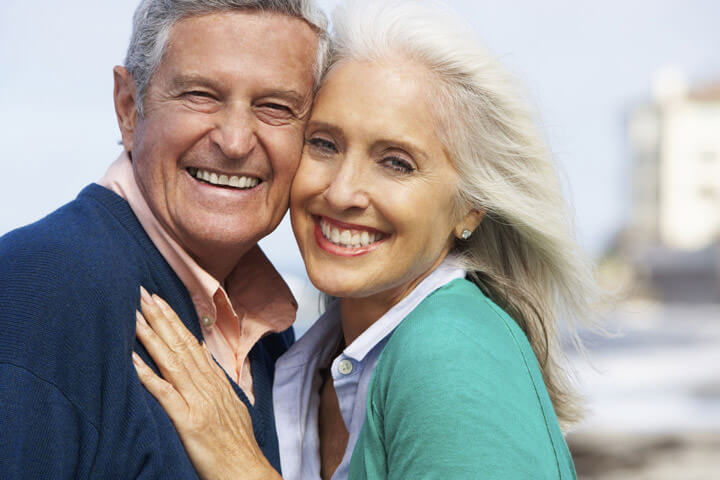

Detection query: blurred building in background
(609, 71), (720, 303)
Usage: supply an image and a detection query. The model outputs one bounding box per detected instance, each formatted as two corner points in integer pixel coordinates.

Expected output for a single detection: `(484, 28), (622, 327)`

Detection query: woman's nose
(322, 156), (370, 212)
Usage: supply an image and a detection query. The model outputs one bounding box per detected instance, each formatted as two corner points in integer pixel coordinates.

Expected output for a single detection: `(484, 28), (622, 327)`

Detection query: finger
(140, 287), (193, 357)
(201, 341), (232, 383)
(140, 288), (205, 369)
(151, 294), (209, 374)
(135, 310), (199, 397)
(140, 290), (228, 402)
(150, 295), (221, 394)
(132, 351), (189, 418)
(139, 288), (209, 379)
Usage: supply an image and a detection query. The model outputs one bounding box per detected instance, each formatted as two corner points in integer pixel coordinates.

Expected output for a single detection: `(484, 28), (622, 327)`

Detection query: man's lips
(187, 167), (262, 190)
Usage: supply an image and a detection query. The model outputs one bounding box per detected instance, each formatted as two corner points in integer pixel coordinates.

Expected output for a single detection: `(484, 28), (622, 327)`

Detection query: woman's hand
(132, 287), (281, 480)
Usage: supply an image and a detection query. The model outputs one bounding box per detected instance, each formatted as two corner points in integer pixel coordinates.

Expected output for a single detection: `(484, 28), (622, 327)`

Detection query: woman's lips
(313, 216), (388, 256)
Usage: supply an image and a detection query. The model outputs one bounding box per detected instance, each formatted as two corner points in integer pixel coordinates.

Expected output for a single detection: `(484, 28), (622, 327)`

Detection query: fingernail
(140, 286), (153, 305)
(153, 295), (170, 313)
(202, 342), (214, 362)
(136, 310), (148, 327)
(151, 294), (166, 312)
(132, 351), (141, 365)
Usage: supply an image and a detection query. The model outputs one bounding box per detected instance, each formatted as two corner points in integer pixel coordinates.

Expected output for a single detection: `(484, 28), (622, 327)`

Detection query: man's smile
(187, 167), (263, 190)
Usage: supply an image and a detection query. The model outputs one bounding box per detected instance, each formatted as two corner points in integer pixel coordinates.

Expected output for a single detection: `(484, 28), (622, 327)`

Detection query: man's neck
(193, 247), (250, 284)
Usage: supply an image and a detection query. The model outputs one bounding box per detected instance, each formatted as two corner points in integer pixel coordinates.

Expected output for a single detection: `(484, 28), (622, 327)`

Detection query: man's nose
(208, 106), (258, 160)
(322, 156), (371, 212)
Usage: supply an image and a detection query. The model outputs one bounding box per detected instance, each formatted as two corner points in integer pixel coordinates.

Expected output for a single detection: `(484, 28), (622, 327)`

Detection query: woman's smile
(314, 215), (388, 256)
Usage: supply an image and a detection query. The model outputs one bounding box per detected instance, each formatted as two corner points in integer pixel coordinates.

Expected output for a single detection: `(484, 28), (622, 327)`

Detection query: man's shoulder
(0, 184), (166, 295)
(0, 183), (160, 345)
(0, 184), (169, 392)
(1, 184), (146, 262)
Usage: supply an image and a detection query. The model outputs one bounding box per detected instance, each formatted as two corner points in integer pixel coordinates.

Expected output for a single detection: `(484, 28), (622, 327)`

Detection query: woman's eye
(382, 156), (415, 174)
(306, 137), (338, 153)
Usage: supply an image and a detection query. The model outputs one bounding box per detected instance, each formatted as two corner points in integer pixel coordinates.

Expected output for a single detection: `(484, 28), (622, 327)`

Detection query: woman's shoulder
(374, 277), (559, 425)
(382, 277), (533, 367)
(363, 278), (574, 478)
(372, 277), (549, 408)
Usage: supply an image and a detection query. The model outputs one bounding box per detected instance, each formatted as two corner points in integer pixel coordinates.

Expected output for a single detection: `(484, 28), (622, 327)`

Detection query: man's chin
(175, 222), (260, 257)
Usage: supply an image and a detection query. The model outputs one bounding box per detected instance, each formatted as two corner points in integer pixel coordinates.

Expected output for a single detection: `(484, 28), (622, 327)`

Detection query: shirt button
(201, 316), (215, 327)
(338, 359), (354, 375)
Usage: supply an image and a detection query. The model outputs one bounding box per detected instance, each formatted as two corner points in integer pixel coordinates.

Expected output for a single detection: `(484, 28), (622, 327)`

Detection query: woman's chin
(306, 270), (371, 300)
(309, 279), (359, 299)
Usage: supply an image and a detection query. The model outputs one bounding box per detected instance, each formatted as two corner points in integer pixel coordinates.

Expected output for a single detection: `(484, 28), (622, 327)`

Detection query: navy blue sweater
(0, 184), (293, 479)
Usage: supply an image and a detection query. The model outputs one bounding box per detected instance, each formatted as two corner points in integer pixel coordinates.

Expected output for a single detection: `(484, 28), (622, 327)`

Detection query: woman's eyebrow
(305, 120), (345, 139)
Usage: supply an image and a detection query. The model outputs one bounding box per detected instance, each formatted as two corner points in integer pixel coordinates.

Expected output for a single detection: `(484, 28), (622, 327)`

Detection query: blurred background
(1, 0), (719, 477)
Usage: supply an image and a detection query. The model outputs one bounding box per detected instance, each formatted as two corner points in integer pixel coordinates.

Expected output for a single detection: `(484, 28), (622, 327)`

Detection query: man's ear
(113, 66), (138, 153)
(453, 208), (486, 240)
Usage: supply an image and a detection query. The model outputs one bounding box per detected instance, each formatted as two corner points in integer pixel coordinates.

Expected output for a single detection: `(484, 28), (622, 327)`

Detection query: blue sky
(2, 0), (719, 279)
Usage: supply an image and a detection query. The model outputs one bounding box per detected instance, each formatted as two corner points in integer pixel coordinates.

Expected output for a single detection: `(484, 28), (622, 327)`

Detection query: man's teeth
(190, 168), (259, 189)
(320, 219), (382, 248)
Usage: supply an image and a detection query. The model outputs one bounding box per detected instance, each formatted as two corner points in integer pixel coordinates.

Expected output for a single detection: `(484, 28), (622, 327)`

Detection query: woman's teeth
(320, 218), (384, 248)
(188, 168), (260, 189)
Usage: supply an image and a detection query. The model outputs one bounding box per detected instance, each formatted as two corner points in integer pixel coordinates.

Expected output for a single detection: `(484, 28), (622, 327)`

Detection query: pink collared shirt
(99, 152), (297, 403)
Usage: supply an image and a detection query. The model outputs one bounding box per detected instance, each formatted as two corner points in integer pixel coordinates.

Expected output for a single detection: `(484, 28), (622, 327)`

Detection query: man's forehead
(167, 10), (318, 57)
(157, 11), (318, 90)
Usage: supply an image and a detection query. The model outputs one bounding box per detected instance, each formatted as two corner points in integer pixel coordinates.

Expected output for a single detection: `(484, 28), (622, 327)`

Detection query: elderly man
(0, 1), (329, 478)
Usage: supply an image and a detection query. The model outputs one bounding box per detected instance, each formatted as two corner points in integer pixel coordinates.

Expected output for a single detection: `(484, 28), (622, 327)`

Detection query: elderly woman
(133, 1), (597, 479)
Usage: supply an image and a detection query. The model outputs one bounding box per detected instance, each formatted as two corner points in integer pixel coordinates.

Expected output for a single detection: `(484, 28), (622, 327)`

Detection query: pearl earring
(461, 229), (472, 240)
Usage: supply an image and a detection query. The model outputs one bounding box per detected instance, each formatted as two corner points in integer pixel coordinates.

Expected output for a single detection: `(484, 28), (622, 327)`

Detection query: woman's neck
(338, 252), (450, 346)
(339, 297), (390, 346)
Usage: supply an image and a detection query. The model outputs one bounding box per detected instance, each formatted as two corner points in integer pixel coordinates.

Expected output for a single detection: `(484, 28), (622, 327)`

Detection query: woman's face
(290, 60), (461, 302)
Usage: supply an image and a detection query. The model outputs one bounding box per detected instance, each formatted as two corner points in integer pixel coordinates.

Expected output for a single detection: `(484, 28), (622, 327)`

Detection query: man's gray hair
(125, 0), (331, 116)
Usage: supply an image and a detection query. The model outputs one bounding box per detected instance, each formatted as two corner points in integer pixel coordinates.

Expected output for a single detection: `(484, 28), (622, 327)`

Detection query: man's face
(120, 11), (317, 278)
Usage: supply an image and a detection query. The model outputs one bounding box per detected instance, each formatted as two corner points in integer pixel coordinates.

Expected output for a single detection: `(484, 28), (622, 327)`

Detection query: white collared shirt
(273, 258), (466, 480)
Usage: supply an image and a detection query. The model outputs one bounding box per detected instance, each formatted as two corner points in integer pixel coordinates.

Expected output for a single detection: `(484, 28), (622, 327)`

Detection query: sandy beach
(567, 302), (720, 478)
(569, 431), (720, 479)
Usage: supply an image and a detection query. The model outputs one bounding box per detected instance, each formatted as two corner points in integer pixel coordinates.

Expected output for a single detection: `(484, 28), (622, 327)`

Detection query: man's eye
(258, 103), (294, 117)
(306, 137), (338, 153)
(264, 103), (292, 112)
(184, 91), (215, 100)
(382, 156), (415, 174)
(256, 103), (295, 124)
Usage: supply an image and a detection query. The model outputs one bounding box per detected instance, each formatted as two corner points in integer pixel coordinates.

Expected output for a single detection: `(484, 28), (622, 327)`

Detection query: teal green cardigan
(349, 278), (576, 479)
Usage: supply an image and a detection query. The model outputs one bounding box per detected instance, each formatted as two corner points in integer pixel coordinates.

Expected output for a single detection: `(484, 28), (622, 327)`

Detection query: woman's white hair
(330, 0), (600, 429)
(125, 0), (331, 117)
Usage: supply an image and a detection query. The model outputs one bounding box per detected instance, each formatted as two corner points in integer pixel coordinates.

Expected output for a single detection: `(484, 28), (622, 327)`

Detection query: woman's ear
(454, 208), (485, 240)
(113, 66), (138, 153)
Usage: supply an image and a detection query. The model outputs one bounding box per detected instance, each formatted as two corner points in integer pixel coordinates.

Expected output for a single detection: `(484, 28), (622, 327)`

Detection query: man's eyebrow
(170, 74), (220, 90)
(264, 89), (310, 109)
